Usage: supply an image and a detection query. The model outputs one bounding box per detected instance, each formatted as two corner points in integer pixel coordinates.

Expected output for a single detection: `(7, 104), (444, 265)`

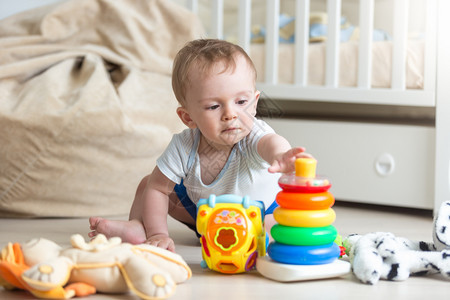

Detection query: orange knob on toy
(295, 158), (317, 178)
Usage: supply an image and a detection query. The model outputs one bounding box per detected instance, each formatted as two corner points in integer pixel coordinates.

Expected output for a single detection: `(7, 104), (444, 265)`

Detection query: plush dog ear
(433, 201), (450, 251)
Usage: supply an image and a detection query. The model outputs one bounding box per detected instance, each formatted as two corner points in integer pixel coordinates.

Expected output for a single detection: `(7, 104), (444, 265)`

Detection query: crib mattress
(250, 40), (424, 89)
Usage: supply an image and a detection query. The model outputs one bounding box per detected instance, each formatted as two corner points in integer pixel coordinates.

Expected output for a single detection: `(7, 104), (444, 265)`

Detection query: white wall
(0, 0), (66, 19)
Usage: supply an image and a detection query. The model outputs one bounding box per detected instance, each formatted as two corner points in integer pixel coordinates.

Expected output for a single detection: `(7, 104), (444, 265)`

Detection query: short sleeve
(156, 129), (195, 184)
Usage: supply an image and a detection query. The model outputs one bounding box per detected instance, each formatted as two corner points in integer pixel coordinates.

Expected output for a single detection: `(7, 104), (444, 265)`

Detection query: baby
(89, 39), (311, 252)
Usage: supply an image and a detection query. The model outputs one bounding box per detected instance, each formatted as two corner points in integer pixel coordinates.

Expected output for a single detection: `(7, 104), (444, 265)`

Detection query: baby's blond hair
(172, 39), (257, 106)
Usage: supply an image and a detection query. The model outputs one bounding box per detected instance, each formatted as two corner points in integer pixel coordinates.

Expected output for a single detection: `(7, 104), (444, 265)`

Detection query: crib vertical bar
(357, 0), (374, 89)
(238, 0), (252, 53)
(391, 0), (408, 90)
(186, 0), (198, 14)
(424, 0), (437, 94)
(325, 0), (341, 88)
(211, 0), (224, 39)
(294, 0), (310, 86)
(265, 0), (280, 84)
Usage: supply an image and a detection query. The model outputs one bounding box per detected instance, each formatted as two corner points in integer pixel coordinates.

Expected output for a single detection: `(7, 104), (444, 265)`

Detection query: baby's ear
(176, 107), (196, 128)
(251, 90), (260, 116)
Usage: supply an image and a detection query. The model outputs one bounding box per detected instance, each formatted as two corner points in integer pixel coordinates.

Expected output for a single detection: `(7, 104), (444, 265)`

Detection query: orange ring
(273, 207), (336, 227)
(276, 191), (335, 210)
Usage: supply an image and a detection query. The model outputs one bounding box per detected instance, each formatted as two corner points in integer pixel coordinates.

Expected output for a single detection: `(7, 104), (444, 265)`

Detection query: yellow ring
(273, 207), (336, 227)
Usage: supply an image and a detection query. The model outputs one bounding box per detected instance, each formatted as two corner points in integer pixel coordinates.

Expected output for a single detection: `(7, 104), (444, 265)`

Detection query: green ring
(271, 224), (337, 246)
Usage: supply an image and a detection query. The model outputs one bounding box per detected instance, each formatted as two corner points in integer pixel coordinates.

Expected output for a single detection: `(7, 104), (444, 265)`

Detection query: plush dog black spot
(387, 263), (399, 280)
(419, 241), (432, 251)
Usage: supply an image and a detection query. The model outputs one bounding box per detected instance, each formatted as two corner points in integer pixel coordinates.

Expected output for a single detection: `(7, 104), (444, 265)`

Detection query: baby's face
(183, 55), (259, 148)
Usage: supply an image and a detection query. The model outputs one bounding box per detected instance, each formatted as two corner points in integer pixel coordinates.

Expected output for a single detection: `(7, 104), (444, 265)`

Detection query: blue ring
(268, 242), (340, 265)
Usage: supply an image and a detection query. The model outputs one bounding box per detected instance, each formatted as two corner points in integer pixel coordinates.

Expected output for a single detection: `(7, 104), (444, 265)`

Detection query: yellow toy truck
(196, 194), (266, 274)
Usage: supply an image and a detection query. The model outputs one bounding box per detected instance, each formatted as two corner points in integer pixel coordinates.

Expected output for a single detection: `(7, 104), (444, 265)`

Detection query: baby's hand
(268, 147), (313, 174)
(146, 234), (175, 252)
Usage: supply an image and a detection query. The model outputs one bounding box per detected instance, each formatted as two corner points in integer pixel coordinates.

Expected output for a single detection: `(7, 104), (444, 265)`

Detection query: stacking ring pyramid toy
(256, 158), (351, 282)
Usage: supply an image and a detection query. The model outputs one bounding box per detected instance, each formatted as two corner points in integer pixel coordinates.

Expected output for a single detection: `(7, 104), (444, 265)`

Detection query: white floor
(1, 202), (448, 300)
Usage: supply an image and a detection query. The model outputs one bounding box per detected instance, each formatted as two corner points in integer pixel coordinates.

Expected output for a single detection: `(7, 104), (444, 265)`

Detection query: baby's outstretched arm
(268, 147), (313, 173)
(257, 133), (313, 174)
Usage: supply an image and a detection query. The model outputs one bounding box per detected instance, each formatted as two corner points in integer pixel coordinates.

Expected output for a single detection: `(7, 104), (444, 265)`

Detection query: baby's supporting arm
(141, 167), (177, 251)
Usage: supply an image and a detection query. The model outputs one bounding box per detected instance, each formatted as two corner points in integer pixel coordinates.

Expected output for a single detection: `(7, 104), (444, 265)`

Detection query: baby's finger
(296, 152), (314, 159)
(147, 239), (160, 247)
(158, 239), (176, 252)
(295, 146), (306, 152)
(290, 147), (306, 156)
(167, 242), (176, 252)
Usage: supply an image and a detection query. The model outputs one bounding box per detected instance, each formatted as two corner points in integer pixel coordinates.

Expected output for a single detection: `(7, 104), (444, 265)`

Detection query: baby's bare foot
(88, 217), (147, 244)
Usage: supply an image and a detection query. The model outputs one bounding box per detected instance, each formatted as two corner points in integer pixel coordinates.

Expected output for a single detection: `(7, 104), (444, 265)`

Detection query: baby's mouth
(222, 127), (240, 133)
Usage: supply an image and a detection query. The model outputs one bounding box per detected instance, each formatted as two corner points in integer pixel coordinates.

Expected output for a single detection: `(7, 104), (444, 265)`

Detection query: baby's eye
(236, 99), (248, 105)
(206, 104), (220, 110)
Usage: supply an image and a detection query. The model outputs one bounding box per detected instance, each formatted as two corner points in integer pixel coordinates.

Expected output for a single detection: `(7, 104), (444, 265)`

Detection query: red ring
(275, 191), (335, 210)
(278, 182), (331, 193)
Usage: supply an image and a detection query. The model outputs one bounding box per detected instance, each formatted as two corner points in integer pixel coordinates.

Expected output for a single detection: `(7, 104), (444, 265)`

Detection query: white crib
(180, 0), (450, 213)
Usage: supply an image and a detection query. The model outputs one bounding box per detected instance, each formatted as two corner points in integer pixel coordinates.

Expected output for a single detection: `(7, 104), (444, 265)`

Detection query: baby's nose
(222, 106), (238, 121)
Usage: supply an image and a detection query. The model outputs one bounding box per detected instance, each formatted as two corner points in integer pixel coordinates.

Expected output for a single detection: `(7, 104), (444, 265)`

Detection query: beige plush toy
(0, 234), (192, 299)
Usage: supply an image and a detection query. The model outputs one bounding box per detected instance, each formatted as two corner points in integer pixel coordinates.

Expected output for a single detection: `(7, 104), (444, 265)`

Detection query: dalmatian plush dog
(343, 201), (450, 285)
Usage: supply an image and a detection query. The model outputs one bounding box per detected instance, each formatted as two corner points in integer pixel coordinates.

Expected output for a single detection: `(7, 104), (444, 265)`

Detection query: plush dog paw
(352, 248), (382, 284)
(439, 249), (450, 278)
(344, 233), (385, 284)
(433, 201), (450, 251)
(373, 233), (400, 258)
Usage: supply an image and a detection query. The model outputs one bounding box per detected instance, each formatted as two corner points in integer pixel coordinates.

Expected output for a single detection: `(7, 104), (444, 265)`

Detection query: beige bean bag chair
(0, 0), (204, 217)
